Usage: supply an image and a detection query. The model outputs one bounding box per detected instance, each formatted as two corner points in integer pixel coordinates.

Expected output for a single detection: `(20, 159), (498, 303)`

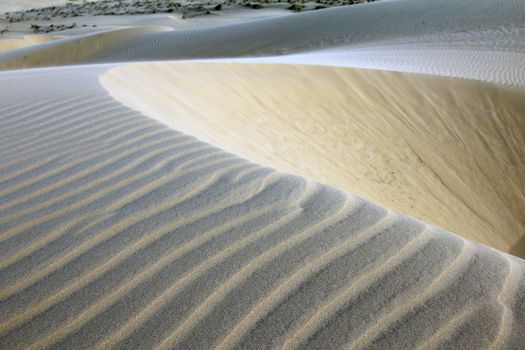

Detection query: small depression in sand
(101, 62), (525, 256)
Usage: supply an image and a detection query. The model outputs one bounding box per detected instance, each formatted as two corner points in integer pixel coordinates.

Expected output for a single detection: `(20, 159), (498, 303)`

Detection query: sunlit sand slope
(101, 62), (525, 255)
(0, 35), (60, 53)
(1, 65), (524, 349)
(241, 44), (525, 87)
(0, 26), (170, 70)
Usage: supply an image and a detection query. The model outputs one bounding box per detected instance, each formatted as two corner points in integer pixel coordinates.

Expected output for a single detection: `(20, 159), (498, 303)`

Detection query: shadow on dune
(510, 236), (525, 259)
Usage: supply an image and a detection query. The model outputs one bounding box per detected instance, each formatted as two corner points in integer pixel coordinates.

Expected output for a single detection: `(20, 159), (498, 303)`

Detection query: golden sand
(102, 62), (525, 254)
(0, 35), (60, 53)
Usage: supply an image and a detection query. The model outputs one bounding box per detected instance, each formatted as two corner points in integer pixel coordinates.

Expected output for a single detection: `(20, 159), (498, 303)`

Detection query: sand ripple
(0, 63), (524, 349)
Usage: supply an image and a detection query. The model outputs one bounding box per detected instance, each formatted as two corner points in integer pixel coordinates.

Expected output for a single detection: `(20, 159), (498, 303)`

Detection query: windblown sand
(0, 25), (171, 68)
(101, 62), (525, 255)
(1, 0), (524, 87)
(1, 63), (524, 350)
(0, 35), (59, 53)
(0, 0), (524, 348)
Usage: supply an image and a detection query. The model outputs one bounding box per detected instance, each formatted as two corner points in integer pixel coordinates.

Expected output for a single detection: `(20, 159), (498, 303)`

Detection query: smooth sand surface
(1, 63), (524, 350)
(0, 25), (170, 69)
(0, 34), (60, 53)
(101, 62), (525, 255)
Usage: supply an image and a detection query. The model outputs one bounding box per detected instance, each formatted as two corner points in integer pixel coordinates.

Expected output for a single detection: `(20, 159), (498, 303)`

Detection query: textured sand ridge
(101, 62), (525, 255)
(0, 35), (60, 53)
(1, 64), (524, 349)
(0, 25), (171, 68)
(1, 0), (524, 87)
(1, 0), (525, 347)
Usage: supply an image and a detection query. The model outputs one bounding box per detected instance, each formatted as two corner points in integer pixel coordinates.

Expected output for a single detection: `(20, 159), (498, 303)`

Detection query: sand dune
(1, 0), (524, 348)
(0, 35), (60, 53)
(0, 26), (170, 70)
(0, 63), (524, 350)
(1, 0), (524, 88)
(90, 0), (525, 61)
(235, 43), (525, 87)
(101, 62), (525, 255)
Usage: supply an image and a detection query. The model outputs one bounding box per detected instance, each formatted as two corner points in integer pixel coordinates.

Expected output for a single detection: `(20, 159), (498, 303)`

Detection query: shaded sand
(0, 0), (524, 87)
(0, 25), (171, 70)
(0, 63), (524, 350)
(89, 0), (524, 66)
(101, 62), (525, 255)
(0, 35), (60, 53)
(238, 44), (525, 88)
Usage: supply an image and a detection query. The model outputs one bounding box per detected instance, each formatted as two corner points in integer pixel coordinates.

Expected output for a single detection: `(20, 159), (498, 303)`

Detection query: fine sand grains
(101, 62), (525, 255)
(0, 64), (524, 349)
(0, 35), (60, 53)
(1, 0), (525, 89)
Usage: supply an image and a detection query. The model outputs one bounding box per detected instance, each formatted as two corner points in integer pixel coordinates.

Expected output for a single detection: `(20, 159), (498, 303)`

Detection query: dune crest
(1, 0), (524, 348)
(1, 0), (524, 88)
(0, 26), (171, 70)
(0, 35), (60, 53)
(101, 62), (525, 255)
(0, 64), (524, 349)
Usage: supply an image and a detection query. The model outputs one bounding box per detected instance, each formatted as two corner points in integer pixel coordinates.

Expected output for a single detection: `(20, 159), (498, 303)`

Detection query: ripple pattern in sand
(0, 66), (524, 349)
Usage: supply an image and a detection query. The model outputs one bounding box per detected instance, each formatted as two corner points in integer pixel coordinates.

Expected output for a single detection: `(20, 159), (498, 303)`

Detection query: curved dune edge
(0, 35), (61, 53)
(0, 0), (524, 88)
(101, 62), (525, 255)
(0, 64), (524, 349)
(0, 25), (171, 70)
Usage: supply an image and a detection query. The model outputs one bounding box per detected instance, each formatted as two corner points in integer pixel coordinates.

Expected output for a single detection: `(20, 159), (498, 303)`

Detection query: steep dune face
(1, 0), (524, 347)
(1, 64), (524, 350)
(0, 26), (171, 70)
(101, 62), (525, 255)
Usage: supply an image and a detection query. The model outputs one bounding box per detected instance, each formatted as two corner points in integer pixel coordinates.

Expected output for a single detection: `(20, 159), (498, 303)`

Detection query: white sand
(0, 25), (170, 69)
(0, 62), (524, 350)
(1, 0), (524, 87)
(0, 0), (524, 347)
